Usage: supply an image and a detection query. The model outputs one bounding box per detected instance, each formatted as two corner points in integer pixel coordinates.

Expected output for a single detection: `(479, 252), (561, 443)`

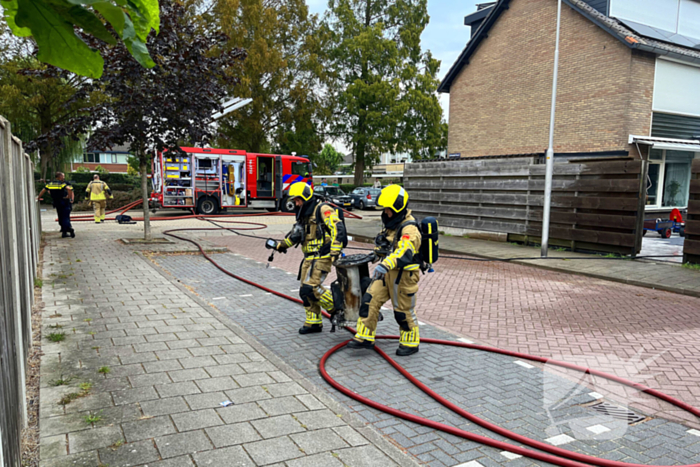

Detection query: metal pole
(541, 0), (563, 258)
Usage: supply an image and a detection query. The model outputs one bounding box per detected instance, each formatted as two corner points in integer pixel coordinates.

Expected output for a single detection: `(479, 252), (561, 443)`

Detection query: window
(116, 154), (129, 164)
(291, 162), (308, 177)
(353, 188), (364, 194)
(610, 0), (700, 41)
(646, 148), (699, 208)
(84, 153), (96, 163)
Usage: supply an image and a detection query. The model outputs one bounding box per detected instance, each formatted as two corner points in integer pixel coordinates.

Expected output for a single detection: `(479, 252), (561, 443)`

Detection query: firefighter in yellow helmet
(86, 174), (114, 223)
(348, 185), (421, 356)
(276, 182), (346, 334)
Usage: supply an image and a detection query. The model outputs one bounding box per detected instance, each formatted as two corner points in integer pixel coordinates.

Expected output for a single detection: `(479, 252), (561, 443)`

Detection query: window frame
(645, 149), (699, 210)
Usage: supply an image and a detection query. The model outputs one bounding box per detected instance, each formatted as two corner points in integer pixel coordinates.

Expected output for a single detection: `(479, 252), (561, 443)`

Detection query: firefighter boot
(396, 328), (419, 357)
(299, 310), (323, 334)
(347, 319), (375, 350)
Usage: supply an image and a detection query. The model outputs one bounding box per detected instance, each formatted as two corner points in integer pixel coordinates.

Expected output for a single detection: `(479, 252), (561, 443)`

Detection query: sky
(306, 0), (483, 123)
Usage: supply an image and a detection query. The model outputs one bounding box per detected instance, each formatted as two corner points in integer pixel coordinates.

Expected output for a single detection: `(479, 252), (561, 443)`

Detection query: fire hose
(157, 216), (700, 467)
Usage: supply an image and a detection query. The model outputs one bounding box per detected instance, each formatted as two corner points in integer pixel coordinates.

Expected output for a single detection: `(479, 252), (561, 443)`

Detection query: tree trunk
(40, 152), (49, 181)
(353, 150), (365, 187)
(140, 160), (152, 241)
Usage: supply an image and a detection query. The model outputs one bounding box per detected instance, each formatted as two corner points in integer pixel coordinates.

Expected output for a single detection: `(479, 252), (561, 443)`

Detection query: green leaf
(122, 15), (155, 68)
(1, 0), (32, 36)
(44, 0), (116, 44)
(93, 1), (126, 37)
(126, 0), (159, 33)
(15, 0), (104, 78)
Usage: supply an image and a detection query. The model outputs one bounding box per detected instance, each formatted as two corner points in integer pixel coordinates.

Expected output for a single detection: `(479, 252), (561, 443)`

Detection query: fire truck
(150, 147), (313, 214)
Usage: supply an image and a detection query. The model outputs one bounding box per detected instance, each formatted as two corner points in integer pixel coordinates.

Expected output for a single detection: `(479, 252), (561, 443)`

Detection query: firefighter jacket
(86, 181), (112, 201)
(283, 201), (343, 259)
(377, 210), (422, 273)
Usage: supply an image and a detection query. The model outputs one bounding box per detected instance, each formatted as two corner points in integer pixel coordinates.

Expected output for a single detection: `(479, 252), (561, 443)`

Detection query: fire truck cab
(151, 147), (313, 215)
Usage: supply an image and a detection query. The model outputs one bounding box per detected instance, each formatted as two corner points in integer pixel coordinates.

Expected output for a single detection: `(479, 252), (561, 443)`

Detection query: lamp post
(541, 0), (563, 258)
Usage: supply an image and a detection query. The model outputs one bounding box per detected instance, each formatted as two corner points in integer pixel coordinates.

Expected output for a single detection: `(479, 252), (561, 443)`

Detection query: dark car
(315, 186), (353, 211)
(350, 187), (381, 210)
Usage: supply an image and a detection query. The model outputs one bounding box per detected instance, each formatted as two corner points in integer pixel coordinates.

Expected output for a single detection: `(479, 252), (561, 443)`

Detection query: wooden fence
(0, 116), (40, 466)
(404, 156), (647, 255)
(684, 159), (700, 264)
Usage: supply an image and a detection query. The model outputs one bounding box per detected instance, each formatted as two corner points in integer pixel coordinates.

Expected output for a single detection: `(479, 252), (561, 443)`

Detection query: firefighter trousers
(356, 268), (420, 347)
(92, 200), (107, 222)
(299, 257), (334, 327)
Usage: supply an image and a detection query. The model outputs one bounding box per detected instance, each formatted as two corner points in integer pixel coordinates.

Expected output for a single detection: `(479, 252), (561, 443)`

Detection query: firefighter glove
(372, 264), (388, 281)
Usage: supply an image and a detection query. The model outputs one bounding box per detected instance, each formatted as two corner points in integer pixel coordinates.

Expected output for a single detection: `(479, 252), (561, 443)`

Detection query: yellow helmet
(288, 182), (313, 201)
(377, 185), (408, 213)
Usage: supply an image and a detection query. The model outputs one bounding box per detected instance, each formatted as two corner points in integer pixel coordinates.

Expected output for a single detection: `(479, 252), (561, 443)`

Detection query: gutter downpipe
(541, 0), (562, 257)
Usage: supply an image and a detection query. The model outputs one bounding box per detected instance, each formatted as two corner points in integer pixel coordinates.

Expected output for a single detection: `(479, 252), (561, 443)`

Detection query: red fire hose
(159, 219), (700, 467)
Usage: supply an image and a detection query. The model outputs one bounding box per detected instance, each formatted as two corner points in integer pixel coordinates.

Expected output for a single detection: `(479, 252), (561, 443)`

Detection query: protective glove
(331, 253), (340, 265)
(369, 251), (380, 263)
(276, 242), (288, 253)
(372, 264), (388, 281)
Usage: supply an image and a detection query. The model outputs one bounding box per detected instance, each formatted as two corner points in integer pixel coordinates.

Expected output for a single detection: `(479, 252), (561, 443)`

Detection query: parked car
(350, 187), (381, 210)
(315, 186), (353, 211)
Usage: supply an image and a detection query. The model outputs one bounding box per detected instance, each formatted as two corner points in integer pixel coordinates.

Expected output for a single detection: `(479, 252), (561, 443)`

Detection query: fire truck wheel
(281, 196), (296, 213)
(197, 197), (219, 215)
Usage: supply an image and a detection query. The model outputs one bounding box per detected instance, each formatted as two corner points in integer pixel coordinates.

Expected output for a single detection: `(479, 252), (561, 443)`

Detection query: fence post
(0, 119), (28, 429)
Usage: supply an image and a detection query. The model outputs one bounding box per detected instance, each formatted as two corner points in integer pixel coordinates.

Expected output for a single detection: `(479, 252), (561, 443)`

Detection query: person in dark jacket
(37, 172), (75, 238)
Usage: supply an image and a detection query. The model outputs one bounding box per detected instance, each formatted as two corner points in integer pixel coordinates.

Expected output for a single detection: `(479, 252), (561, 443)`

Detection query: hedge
(35, 172), (140, 185)
(35, 172), (142, 210)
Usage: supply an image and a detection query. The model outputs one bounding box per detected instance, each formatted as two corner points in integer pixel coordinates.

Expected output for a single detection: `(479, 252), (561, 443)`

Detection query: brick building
(72, 145), (131, 173)
(439, 0), (700, 213)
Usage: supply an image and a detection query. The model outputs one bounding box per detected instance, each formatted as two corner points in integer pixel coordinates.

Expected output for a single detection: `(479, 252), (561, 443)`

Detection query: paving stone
(195, 376), (239, 393)
(335, 445), (400, 467)
(233, 373), (276, 387)
(216, 402), (268, 424)
(259, 396), (308, 416)
(155, 430), (213, 459)
(224, 386), (272, 404)
(251, 414), (306, 438)
(205, 422), (262, 448)
(155, 381), (201, 398)
(205, 363), (246, 378)
(40, 414), (91, 438)
(294, 409), (346, 430)
(138, 455), (195, 467)
(143, 359), (184, 373)
(39, 434), (68, 459)
(68, 425), (123, 453)
(112, 387), (160, 406)
(40, 450), (99, 467)
(290, 428), (349, 454)
(122, 415), (177, 442)
(191, 445), (255, 466)
(129, 372), (173, 388)
(285, 452), (345, 467)
(184, 392), (229, 410)
(179, 356), (218, 369)
(97, 439), (160, 467)
(140, 397), (190, 417)
(243, 436), (305, 465)
(168, 368), (210, 383)
(267, 382), (307, 398)
(171, 408), (224, 431)
(333, 426), (370, 447)
(296, 395), (325, 411)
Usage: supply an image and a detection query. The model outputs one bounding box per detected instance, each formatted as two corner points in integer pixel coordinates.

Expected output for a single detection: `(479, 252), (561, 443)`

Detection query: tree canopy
(211, 0), (327, 155)
(1, 0), (159, 78)
(322, 0), (446, 185)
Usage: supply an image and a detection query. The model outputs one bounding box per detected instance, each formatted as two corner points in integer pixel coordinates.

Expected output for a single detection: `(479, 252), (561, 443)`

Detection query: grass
(34, 278), (43, 288)
(109, 440), (125, 450)
(58, 393), (82, 406)
(47, 332), (66, 343)
(552, 247), (568, 252)
(47, 324), (63, 329)
(682, 263), (700, 271)
(98, 366), (111, 375)
(84, 318), (92, 323)
(49, 376), (73, 387)
(79, 382), (93, 392)
(84, 412), (102, 424)
(76, 259), (82, 262)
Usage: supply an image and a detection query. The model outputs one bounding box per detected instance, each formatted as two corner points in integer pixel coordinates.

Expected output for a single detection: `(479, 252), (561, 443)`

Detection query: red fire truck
(150, 147), (313, 214)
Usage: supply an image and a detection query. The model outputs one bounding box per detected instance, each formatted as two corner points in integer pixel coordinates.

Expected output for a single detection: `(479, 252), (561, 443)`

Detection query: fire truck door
(275, 156), (283, 201)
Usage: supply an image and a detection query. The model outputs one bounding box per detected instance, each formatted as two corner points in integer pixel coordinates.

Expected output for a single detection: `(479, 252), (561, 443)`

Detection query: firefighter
(86, 174), (113, 223)
(348, 185), (421, 356)
(37, 172), (75, 238)
(276, 182), (345, 334)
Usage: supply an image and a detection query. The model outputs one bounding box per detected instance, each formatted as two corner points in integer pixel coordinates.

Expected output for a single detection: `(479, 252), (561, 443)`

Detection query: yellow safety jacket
(378, 211), (422, 273)
(86, 181), (112, 201)
(283, 202), (343, 259)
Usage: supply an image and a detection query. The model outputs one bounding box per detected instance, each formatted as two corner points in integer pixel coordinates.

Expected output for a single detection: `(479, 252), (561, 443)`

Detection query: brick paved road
(153, 249), (700, 467)
(207, 232), (700, 427)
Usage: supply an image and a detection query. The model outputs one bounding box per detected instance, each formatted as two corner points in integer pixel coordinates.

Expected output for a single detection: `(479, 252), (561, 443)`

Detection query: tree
(312, 143), (343, 175)
(73, 0), (245, 240)
(1, 0), (159, 78)
(211, 0), (326, 153)
(322, 0), (446, 186)
(0, 58), (101, 179)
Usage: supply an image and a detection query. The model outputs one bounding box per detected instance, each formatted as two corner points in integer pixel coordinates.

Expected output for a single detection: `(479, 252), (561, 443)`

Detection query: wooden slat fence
(684, 159), (700, 264)
(0, 116), (40, 467)
(405, 157), (646, 255)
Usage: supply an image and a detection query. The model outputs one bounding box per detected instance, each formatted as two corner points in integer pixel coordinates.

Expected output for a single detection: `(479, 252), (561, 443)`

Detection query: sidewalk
(347, 222), (700, 298)
(38, 219), (418, 467)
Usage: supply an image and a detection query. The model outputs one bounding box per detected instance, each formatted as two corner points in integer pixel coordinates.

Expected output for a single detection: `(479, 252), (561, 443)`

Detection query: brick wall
(447, 0), (655, 157)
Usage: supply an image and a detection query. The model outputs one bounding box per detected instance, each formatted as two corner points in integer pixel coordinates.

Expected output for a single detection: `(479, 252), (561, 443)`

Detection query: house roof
(438, 0), (700, 93)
